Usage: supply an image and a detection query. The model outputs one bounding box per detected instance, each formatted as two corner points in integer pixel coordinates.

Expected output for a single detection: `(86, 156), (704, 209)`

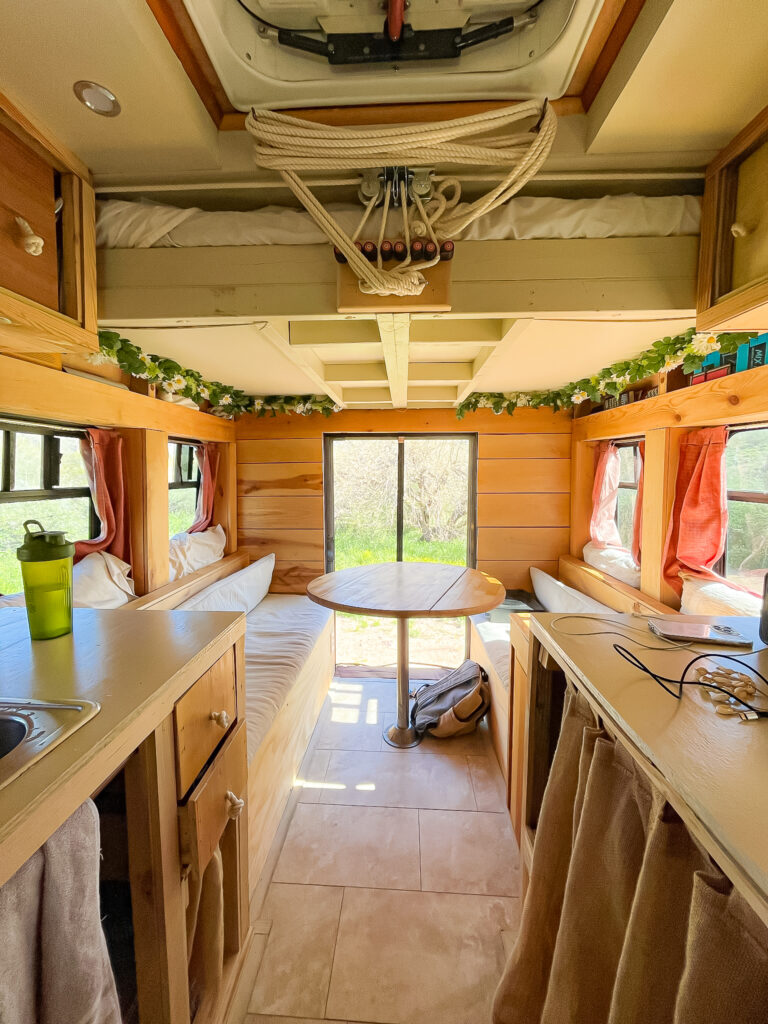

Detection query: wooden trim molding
(558, 554), (674, 614)
(131, 552), (249, 610)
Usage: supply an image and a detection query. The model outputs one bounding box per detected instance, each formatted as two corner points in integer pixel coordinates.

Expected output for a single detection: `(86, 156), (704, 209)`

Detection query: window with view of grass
(0, 422), (99, 594)
(168, 441), (201, 537)
(616, 442), (641, 553)
(721, 428), (768, 593)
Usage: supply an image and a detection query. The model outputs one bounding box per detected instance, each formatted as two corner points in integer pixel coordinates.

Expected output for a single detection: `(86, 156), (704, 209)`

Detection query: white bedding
(96, 194), (701, 249)
(244, 593), (333, 761)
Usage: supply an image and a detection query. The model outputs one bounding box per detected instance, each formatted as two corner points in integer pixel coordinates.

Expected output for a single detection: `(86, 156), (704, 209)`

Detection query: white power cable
(245, 101), (557, 296)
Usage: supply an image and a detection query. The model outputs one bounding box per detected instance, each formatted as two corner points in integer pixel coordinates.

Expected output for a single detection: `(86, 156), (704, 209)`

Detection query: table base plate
(382, 723), (422, 748)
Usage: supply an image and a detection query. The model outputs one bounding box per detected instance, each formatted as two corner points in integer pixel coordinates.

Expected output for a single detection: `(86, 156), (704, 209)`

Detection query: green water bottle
(17, 520), (75, 640)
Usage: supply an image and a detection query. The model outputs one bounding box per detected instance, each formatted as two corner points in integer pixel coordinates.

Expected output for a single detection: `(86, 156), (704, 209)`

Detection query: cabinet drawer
(0, 120), (59, 311)
(174, 647), (237, 799)
(178, 719), (248, 877)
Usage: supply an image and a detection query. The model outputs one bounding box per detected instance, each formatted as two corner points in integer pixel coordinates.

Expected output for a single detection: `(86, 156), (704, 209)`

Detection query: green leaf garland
(96, 328), (756, 421)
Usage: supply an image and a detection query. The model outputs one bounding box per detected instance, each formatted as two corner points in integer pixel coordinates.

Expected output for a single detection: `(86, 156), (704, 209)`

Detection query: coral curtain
(589, 441), (623, 548)
(74, 428), (130, 564)
(189, 443), (221, 534)
(631, 441), (645, 566)
(492, 687), (768, 1024)
(662, 426), (728, 597)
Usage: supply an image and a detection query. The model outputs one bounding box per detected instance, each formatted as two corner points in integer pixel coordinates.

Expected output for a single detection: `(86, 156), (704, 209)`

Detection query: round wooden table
(306, 562), (505, 747)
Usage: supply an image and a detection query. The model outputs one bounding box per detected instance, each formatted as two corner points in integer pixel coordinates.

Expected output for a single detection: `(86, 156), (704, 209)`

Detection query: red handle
(387, 0), (405, 42)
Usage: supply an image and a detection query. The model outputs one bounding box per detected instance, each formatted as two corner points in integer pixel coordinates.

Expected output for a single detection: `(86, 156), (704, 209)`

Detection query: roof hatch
(181, 0), (605, 109)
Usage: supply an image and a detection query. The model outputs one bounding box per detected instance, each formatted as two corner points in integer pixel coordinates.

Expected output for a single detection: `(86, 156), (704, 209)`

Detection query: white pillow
(680, 575), (761, 616)
(0, 552), (135, 610)
(177, 554), (275, 614)
(169, 525), (226, 581)
(582, 542), (641, 589)
(530, 567), (614, 615)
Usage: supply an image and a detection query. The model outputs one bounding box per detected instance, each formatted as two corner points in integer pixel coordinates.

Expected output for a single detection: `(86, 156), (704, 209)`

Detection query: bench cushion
(244, 594), (333, 761)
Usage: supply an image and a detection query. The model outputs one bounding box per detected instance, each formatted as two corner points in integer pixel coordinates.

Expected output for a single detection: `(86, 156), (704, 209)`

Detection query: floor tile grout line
(417, 808), (423, 891)
(466, 753), (479, 811)
(267, 881), (522, 900)
(323, 886), (347, 1020)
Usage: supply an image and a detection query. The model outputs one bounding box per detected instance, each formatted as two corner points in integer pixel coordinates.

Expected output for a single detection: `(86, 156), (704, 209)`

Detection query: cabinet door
(0, 120), (59, 310)
(732, 138), (768, 293)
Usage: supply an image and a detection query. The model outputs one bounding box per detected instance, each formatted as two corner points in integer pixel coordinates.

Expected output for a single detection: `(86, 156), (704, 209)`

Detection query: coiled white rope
(245, 100), (557, 296)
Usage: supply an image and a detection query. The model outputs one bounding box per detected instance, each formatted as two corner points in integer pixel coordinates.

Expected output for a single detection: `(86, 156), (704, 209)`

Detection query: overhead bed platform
(98, 235), (698, 321)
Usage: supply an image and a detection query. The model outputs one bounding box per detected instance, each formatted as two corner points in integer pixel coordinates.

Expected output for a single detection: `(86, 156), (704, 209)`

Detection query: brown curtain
(493, 685), (768, 1024)
(74, 428), (130, 564)
(189, 442), (221, 534)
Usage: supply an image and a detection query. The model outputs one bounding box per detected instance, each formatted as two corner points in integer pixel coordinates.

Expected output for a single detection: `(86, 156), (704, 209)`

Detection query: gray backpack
(410, 660), (490, 738)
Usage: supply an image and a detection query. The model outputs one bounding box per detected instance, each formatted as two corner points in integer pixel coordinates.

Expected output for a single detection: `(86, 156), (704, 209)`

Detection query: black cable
(613, 644), (768, 718)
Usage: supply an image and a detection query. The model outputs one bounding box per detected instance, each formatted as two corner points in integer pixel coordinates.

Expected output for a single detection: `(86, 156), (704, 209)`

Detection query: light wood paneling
(236, 407), (572, 438)
(213, 441), (238, 554)
(569, 440), (598, 558)
(476, 560), (558, 591)
(478, 434), (571, 459)
(237, 438), (323, 463)
(640, 428), (683, 608)
(122, 428), (170, 595)
(238, 496), (324, 530)
(478, 459), (570, 493)
(271, 560), (325, 593)
(240, 529), (324, 563)
(478, 492), (570, 528)
(478, 527), (571, 562)
(237, 408), (573, 594)
(237, 463), (323, 496)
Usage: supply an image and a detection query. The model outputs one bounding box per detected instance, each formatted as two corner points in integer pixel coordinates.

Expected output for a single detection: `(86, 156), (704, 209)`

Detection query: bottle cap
(17, 520), (75, 562)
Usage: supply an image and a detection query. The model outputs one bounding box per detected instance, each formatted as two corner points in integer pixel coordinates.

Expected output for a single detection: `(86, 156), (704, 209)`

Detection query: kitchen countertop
(0, 607), (244, 887)
(530, 612), (768, 926)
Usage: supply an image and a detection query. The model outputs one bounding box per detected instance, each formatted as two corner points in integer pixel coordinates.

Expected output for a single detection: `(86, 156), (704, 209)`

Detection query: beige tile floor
(245, 676), (521, 1024)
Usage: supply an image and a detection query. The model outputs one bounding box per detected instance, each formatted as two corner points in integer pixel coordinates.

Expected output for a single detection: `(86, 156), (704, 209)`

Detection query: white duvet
(96, 194), (701, 249)
(243, 593), (333, 761)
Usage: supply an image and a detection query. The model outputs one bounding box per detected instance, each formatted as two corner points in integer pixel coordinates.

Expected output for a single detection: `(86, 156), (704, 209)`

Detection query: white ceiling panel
(112, 323), (320, 394)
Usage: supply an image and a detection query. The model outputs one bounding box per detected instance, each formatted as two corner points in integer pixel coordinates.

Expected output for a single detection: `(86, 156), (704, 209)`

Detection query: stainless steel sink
(0, 699), (100, 792)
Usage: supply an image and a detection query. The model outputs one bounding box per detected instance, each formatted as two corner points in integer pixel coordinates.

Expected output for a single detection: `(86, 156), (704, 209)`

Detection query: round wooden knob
(225, 790), (244, 819)
(731, 222), (750, 238)
(209, 709), (230, 730)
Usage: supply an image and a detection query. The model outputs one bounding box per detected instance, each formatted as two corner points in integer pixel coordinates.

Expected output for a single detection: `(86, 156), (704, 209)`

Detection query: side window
(723, 428), (768, 591)
(616, 443), (641, 552)
(168, 441), (201, 537)
(0, 422), (99, 593)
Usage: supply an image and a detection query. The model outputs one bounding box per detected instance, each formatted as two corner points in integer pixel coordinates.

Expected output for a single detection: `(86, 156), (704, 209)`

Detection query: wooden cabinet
(127, 634), (250, 1024)
(0, 92), (98, 357)
(698, 103), (768, 331)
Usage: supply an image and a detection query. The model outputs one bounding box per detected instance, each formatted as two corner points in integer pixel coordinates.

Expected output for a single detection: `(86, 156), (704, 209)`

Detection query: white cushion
(530, 567), (614, 615)
(0, 552), (135, 609)
(178, 554), (275, 614)
(680, 575), (762, 617)
(169, 525), (226, 581)
(582, 542), (641, 589)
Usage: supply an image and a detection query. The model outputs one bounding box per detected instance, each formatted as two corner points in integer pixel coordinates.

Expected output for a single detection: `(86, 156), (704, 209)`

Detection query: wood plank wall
(236, 408), (572, 593)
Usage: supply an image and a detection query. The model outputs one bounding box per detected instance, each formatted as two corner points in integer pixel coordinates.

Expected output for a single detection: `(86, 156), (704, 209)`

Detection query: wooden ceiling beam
(377, 313), (410, 409)
(258, 322), (345, 407)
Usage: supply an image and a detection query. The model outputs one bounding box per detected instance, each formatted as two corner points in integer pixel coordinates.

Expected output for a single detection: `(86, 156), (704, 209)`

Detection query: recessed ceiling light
(73, 80), (121, 117)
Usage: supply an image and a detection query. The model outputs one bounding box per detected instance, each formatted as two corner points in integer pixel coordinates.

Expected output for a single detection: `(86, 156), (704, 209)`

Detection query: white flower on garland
(605, 373), (630, 391)
(689, 333), (721, 357)
(162, 374), (187, 393)
(218, 393), (233, 406)
(476, 396), (495, 409)
(516, 394), (530, 408)
(571, 389), (589, 405)
(252, 398), (264, 412)
(662, 354), (685, 372)
(198, 385), (210, 400)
